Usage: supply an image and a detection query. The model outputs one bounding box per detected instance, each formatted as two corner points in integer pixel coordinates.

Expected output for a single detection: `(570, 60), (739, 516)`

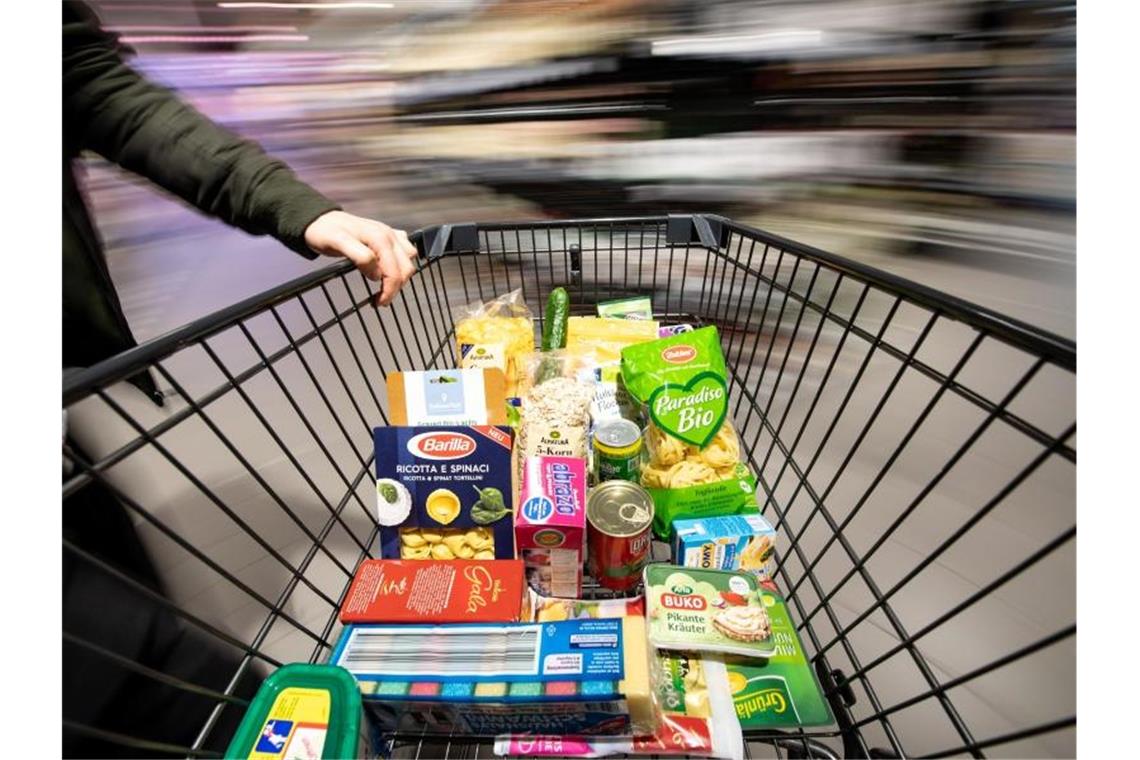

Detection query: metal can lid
(587, 480), (654, 537)
(594, 418), (642, 450)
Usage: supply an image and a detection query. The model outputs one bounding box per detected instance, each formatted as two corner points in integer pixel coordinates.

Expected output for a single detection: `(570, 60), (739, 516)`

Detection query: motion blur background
(82, 0), (1074, 343)
(67, 1), (1075, 758)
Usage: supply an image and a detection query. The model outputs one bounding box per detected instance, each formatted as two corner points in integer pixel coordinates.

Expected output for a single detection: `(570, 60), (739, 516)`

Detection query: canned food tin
(593, 419), (643, 483)
(586, 480), (654, 592)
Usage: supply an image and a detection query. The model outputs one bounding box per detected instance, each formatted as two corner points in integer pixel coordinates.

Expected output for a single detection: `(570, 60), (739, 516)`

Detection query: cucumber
(542, 287), (570, 351)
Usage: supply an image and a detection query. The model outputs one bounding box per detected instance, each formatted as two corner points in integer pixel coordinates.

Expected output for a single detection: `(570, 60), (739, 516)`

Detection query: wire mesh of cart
(62, 214), (1075, 760)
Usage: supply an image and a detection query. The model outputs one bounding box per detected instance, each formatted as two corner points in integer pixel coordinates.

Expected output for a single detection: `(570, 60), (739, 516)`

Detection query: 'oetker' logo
(407, 431), (475, 460)
(662, 345), (697, 364)
(662, 593), (707, 611)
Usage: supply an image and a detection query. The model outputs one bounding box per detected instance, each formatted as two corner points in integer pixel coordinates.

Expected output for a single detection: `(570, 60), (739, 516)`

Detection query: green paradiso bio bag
(621, 326), (758, 538)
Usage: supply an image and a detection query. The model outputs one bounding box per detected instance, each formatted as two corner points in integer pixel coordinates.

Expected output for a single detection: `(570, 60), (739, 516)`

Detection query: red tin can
(587, 480), (655, 593)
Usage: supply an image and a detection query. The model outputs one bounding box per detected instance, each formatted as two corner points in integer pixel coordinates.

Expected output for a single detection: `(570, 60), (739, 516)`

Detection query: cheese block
(620, 615), (656, 732)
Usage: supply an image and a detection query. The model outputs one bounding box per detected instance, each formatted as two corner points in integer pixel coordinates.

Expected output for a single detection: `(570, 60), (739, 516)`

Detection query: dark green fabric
(62, 1), (341, 390)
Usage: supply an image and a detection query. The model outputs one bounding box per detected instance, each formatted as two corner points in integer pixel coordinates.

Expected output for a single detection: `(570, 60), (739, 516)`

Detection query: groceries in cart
(517, 365), (593, 461)
(375, 425), (515, 559)
(596, 295), (654, 320)
(586, 479), (655, 592)
(495, 593), (745, 759)
(658, 323), (695, 338)
(645, 565), (777, 658)
(529, 589), (646, 621)
(339, 559), (528, 624)
(593, 417), (643, 483)
(725, 581), (834, 729)
(386, 368), (509, 426)
(454, 289), (535, 402)
(621, 326), (759, 538)
(568, 315), (659, 425)
(223, 285), (834, 758)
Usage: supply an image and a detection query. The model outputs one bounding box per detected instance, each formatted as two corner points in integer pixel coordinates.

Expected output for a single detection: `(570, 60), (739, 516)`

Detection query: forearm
(102, 101), (341, 257)
(63, 6), (338, 256)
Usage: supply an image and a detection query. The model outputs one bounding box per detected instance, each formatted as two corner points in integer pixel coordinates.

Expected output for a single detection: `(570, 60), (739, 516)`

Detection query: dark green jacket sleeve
(62, 2), (339, 258)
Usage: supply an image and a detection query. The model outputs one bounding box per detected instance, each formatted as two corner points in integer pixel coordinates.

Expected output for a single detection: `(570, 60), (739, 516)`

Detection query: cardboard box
(376, 426), (515, 560)
(331, 617), (654, 736)
(671, 513), (776, 579)
(516, 456), (587, 598)
(339, 560), (526, 624)
(386, 369), (507, 426)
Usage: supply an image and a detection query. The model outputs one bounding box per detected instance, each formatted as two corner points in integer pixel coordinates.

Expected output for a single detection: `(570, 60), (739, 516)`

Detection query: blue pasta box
(375, 426), (515, 560)
(330, 616), (654, 736)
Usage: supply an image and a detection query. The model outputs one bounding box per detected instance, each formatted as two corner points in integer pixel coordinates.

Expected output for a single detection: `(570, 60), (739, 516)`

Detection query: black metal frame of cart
(62, 214), (1076, 759)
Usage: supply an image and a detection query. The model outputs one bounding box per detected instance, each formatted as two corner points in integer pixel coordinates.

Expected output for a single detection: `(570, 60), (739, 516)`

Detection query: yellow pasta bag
(642, 421), (744, 489)
(622, 326), (759, 538)
(454, 289), (535, 399)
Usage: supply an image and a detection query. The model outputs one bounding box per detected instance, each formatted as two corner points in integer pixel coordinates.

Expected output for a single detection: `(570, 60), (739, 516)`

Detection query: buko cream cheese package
(375, 426), (515, 560)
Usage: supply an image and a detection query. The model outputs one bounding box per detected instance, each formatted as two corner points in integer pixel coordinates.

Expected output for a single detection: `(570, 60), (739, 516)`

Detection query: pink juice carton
(516, 456), (587, 598)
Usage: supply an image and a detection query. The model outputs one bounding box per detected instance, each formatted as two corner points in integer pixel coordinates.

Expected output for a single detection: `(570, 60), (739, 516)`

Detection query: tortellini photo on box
(400, 527), (495, 560)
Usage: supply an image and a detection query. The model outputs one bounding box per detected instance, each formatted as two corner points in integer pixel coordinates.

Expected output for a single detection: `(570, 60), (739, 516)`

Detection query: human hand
(304, 211), (418, 306)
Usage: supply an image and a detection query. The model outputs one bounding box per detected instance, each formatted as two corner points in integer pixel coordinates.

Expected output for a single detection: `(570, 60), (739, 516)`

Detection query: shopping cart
(62, 214), (1075, 759)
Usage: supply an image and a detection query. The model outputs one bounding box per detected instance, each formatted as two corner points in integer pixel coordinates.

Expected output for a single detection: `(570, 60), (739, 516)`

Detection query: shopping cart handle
(667, 213), (726, 250)
(411, 223), (480, 260)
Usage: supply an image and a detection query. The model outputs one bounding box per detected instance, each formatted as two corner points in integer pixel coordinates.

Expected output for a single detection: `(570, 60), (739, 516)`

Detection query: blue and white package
(387, 368), (508, 426)
(332, 618), (624, 689)
(672, 513), (776, 578)
(330, 617), (656, 736)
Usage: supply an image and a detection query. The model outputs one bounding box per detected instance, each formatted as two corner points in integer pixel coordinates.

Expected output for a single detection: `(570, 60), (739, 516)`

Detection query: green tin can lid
(224, 663), (363, 759)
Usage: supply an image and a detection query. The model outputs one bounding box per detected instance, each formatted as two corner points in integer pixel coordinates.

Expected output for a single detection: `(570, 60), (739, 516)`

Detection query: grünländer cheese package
(331, 617), (657, 736)
(724, 581), (833, 729)
(339, 559), (527, 624)
(375, 426), (514, 560)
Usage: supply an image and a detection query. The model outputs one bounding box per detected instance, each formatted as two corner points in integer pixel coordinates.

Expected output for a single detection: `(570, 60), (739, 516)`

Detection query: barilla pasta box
(516, 456), (587, 598)
(339, 559), (527, 624)
(672, 513), (776, 580)
(375, 426), (515, 560)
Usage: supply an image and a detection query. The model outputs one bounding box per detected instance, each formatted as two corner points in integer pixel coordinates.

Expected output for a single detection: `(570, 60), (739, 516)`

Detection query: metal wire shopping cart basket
(62, 214), (1075, 759)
